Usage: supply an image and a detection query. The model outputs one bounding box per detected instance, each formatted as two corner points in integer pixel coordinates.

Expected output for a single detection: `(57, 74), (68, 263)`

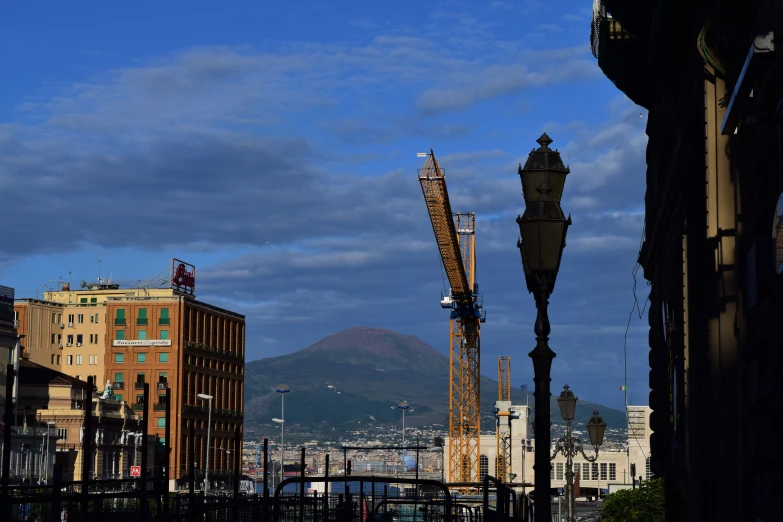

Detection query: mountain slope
(244, 327), (625, 435)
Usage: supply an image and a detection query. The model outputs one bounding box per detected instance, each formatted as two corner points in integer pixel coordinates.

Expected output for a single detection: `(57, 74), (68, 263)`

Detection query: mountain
(244, 327), (626, 437)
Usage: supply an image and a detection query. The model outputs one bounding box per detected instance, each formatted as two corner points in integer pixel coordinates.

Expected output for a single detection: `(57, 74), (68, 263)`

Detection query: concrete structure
(444, 404), (652, 496)
(14, 271), (245, 486)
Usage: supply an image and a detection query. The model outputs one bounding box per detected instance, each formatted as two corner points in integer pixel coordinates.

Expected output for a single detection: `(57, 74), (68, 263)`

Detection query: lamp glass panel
(547, 171), (567, 203)
(558, 393), (577, 422)
(519, 220), (543, 272)
(521, 170), (547, 205)
(539, 221), (566, 271)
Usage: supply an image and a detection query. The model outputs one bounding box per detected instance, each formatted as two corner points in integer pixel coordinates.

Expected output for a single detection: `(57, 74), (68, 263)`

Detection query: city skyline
(1, 0), (650, 410)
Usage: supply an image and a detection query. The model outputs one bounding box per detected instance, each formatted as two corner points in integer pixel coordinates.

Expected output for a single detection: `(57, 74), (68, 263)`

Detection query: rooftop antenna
(97, 258), (102, 283)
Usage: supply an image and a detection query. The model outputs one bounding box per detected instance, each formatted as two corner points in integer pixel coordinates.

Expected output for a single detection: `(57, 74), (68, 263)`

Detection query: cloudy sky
(1, 0), (650, 410)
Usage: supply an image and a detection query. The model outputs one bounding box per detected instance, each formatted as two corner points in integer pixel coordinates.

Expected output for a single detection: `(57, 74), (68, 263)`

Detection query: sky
(0, 0), (651, 411)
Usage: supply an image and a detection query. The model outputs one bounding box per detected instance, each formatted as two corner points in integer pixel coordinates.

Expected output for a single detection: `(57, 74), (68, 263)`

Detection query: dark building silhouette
(592, 1), (783, 520)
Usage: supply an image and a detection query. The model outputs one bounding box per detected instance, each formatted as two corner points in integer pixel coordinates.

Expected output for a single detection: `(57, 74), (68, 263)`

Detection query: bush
(602, 478), (665, 522)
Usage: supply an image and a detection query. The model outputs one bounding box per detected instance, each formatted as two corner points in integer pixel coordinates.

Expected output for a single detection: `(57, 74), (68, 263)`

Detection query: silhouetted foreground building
(592, 0), (783, 520)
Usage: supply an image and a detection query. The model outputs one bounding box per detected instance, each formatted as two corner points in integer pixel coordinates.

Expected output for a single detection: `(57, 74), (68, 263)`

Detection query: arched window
(480, 455), (489, 482)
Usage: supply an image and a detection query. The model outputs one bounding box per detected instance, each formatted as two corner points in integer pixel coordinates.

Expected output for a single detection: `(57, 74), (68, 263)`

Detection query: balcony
(114, 318), (126, 326)
(159, 318), (170, 325)
(156, 382), (168, 390)
(590, 1), (653, 109)
(134, 382), (146, 390)
(137, 318), (148, 326)
(113, 382), (125, 390)
(131, 403), (144, 411)
(153, 404), (167, 411)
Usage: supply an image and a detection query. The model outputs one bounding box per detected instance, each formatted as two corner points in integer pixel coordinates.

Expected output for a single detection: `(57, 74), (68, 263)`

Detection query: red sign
(130, 466), (141, 477)
(171, 259), (196, 294)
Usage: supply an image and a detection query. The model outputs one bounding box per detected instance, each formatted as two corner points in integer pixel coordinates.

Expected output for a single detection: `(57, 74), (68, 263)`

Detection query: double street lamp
(551, 385), (606, 522)
(197, 393), (213, 493)
(516, 133), (571, 522)
(275, 384), (290, 488)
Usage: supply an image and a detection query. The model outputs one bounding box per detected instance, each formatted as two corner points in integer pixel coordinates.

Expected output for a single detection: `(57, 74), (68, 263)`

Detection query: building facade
(592, 0), (783, 518)
(13, 267), (245, 486)
(443, 404), (651, 496)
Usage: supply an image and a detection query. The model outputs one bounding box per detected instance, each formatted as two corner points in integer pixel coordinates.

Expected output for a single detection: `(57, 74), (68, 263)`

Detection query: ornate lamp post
(516, 133), (571, 522)
(551, 385), (607, 522)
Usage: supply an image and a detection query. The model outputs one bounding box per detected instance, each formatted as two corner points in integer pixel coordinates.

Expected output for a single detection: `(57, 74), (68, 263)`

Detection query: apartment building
(14, 265), (245, 485)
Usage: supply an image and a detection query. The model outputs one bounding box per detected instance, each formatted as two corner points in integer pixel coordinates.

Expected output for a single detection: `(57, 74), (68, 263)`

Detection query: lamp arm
(550, 437), (565, 461)
(575, 438), (600, 462)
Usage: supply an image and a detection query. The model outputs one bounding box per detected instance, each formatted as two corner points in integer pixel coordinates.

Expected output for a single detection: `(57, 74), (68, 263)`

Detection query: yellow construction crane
(495, 356), (514, 483)
(418, 149), (486, 485)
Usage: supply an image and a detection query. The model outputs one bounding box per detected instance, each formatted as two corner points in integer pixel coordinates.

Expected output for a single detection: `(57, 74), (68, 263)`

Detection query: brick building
(14, 264), (245, 486)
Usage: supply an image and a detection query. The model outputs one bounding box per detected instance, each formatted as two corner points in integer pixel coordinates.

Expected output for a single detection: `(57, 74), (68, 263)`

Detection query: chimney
(61, 282), (70, 291)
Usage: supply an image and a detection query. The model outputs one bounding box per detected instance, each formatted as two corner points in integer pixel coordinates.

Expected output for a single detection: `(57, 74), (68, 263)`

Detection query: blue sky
(1, 0), (650, 411)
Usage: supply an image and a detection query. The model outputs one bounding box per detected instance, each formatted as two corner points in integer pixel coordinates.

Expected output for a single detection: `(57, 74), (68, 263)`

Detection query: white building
(444, 404), (653, 495)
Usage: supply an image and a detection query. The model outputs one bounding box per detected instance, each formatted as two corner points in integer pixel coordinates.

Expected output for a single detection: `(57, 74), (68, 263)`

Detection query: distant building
(444, 403), (652, 496)
(13, 261), (246, 486)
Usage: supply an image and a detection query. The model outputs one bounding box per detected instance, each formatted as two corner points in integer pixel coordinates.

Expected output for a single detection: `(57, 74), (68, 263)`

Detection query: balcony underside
(596, 18), (653, 109)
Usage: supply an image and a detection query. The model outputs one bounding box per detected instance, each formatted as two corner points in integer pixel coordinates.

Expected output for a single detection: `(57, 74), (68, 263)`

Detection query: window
(90, 297), (97, 306)
(51, 334), (57, 344)
(77, 314), (84, 324)
(137, 308), (148, 326)
(158, 394), (167, 406)
(159, 353), (169, 363)
(138, 330), (147, 341)
(67, 314), (74, 324)
(582, 463), (590, 479)
(116, 330), (125, 340)
(66, 355), (73, 365)
(52, 312), (57, 323)
(609, 463), (616, 481)
(75, 375), (80, 380)
(137, 353), (147, 363)
(76, 334), (83, 345)
(556, 462), (564, 480)
(159, 372), (167, 383)
(115, 353), (124, 363)
(550, 464), (554, 480)
(56, 355), (61, 365)
(76, 355), (82, 365)
(115, 309), (126, 326)
(592, 463), (599, 480)
(80, 298), (87, 304)
(56, 428), (68, 440)
(136, 395), (144, 404)
(137, 373), (145, 383)
(115, 372), (123, 383)
(67, 335), (74, 344)
(600, 462), (607, 481)
(479, 455), (488, 482)
(115, 394), (123, 402)
(157, 418), (166, 428)
(159, 308), (170, 325)
(88, 355), (96, 365)
(51, 355), (55, 364)
(160, 330), (169, 340)
(645, 457), (652, 480)
(90, 314), (95, 323)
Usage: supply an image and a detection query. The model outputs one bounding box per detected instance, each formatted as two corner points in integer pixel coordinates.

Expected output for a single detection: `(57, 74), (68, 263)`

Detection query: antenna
(80, 280), (87, 289)
(97, 258), (101, 283)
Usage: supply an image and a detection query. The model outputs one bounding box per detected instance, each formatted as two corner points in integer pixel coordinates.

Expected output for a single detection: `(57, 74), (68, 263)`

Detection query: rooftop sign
(171, 259), (196, 295)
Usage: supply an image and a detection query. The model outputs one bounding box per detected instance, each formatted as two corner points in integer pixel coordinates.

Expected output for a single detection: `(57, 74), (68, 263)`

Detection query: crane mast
(495, 356), (513, 483)
(418, 150), (485, 486)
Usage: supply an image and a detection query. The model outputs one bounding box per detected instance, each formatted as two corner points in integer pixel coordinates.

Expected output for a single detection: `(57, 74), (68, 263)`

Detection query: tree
(602, 478), (665, 522)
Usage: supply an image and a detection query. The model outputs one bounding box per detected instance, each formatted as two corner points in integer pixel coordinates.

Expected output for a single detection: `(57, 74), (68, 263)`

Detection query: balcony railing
(153, 404), (167, 411)
(159, 318), (170, 325)
(137, 318), (148, 326)
(156, 382), (168, 390)
(185, 341), (243, 360)
(131, 403), (144, 411)
(134, 382), (146, 390)
(114, 318), (126, 326)
(113, 382), (125, 390)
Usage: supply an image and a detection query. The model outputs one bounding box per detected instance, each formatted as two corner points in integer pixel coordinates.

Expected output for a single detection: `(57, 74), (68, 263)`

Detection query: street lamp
(551, 385), (606, 522)
(198, 393), (213, 492)
(516, 133), (571, 522)
(276, 384), (290, 489)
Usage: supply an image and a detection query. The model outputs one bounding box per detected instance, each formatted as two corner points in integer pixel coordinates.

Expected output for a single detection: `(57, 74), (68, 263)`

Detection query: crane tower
(495, 356), (515, 483)
(418, 150), (486, 485)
